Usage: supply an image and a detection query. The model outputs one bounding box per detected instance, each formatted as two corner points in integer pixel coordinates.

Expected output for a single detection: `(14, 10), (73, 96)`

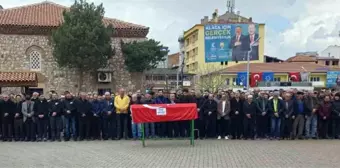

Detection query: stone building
(0, 1), (149, 95)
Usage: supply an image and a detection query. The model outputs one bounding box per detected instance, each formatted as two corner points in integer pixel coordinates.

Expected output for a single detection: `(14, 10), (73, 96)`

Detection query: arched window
(29, 50), (42, 71)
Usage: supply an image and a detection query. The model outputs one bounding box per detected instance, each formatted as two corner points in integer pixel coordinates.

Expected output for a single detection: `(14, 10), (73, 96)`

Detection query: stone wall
(0, 34), (145, 95)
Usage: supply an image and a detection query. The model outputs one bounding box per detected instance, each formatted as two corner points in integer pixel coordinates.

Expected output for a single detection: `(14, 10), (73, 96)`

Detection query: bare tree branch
(194, 65), (226, 92)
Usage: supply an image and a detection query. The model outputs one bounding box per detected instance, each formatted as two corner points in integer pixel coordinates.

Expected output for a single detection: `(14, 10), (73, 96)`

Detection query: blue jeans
(144, 123), (155, 138)
(131, 122), (142, 138)
(305, 115), (318, 138)
(271, 117), (281, 138)
(65, 117), (77, 139)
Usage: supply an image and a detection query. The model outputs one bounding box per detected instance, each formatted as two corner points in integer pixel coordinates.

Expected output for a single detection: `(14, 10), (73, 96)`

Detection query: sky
(2, 0), (340, 60)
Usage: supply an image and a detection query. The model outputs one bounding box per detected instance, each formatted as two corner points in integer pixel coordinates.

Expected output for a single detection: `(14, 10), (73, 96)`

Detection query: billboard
(326, 71), (340, 88)
(204, 23), (260, 62)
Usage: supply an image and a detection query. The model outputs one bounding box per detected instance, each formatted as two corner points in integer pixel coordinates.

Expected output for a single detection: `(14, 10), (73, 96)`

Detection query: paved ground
(0, 139), (339, 168)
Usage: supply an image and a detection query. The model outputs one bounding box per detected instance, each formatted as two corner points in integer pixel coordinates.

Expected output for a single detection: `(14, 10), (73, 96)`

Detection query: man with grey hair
(243, 94), (256, 140)
(102, 91), (116, 140)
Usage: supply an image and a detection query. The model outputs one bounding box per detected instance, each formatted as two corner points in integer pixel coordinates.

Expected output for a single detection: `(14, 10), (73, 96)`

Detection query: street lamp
(246, 37), (260, 90)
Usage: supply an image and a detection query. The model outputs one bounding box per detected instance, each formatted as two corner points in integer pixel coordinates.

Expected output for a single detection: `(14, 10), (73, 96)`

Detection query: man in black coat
(178, 89), (196, 137)
(63, 91), (78, 141)
(281, 92), (294, 139)
(195, 91), (206, 139)
(1, 94), (15, 141)
(35, 95), (49, 141)
(14, 95), (24, 141)
(49, 93), (63, 141)
(256, 91), (269, 139)
(243, 95), (257, 140)
(201, 93), (218, 138)
(77, 92), (92, 141)
(230, 92), (244, 139)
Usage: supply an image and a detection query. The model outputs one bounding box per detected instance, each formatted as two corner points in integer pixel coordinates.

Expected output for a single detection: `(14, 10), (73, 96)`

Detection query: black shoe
(2, 138), (7, 142)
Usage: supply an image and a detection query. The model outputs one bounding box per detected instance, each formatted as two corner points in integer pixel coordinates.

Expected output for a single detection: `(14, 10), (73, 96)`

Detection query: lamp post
(246, 37), (260, 90)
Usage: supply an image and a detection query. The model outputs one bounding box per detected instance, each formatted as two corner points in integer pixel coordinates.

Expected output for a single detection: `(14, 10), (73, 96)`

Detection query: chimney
(249, 17), (252, 22)
(202, 16), (209, 24)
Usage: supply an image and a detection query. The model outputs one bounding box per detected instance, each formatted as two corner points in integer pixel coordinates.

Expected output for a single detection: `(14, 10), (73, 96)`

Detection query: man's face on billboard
(248, 24), (256, 35)
(236, 27), (242, 35)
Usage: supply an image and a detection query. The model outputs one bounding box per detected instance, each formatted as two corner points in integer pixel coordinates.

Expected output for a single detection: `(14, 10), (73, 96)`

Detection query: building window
(29, 50), (42, 71)
(310, 77), (320, 82)
(193, 62), (198, 71)
(186, 39), (190, 46)
(232, 78), (236, 85)
(225, 78), (230, 85)
(274, 77), (281, 82)
(325, 61), (330, 66)
(333, 61), (339, 66)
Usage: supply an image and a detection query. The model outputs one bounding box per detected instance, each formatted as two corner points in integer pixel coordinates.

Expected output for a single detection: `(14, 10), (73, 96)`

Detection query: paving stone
(0, 139), (339, 168)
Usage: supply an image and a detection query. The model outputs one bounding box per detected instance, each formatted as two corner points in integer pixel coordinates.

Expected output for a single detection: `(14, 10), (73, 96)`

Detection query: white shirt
(222, 101), (226, 114)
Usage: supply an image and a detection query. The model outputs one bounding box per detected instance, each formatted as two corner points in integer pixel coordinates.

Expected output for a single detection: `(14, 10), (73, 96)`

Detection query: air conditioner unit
(98, 72), (112, 83)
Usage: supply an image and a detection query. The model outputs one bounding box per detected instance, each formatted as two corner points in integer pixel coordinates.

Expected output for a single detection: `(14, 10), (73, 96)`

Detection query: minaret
(227, 0), (235, 13)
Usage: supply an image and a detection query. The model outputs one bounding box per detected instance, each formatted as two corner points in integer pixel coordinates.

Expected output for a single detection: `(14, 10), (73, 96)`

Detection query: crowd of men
(0, 87), (339, 142)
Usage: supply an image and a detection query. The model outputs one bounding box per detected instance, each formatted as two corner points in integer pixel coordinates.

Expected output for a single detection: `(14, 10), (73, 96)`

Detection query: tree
(121, 39), (169, 72)
(51, 0), (113, 92)
(194, 65), (226, 92)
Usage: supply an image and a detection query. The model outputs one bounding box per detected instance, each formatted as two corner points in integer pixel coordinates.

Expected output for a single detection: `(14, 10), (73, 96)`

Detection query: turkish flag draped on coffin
(289, 72), (301, 82)
(250, 72), (262, 87)
(131, 103), (198, 123)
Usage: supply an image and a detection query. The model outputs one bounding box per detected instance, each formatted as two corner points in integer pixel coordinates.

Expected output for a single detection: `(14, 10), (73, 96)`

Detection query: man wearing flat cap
(268, 91), (285, 140)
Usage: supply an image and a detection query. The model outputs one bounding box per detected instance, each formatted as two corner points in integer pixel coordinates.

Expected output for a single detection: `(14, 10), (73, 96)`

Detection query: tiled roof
(0, 1), (148, 30)
(0, 72), (36, 82)
(286, 55), (316, 62)
(218, 62), (340, 74)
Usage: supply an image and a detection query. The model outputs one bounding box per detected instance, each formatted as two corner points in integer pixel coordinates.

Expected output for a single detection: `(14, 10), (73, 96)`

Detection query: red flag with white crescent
(289, 72), (301, 82)
(250, 72), (263, 87)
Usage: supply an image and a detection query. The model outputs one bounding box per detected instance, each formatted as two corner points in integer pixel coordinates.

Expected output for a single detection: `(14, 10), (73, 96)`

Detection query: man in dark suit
(281, 93), (294, 139)
(229, 26), (245, 61)
(201, 93), (218, 138)
(230, 92), (243, 139)
(268, 92), (285, 140)
(256, 91), (269, 139)
(292, 92), (309, 139)
(241, 23), (259, 60)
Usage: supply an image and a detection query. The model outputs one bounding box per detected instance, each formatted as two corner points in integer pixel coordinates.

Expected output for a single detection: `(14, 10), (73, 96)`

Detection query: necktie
(251, 35), (254, 43)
